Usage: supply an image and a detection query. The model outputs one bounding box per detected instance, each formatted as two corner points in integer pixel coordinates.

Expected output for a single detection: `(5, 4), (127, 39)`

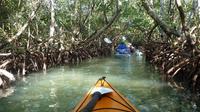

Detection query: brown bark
(103, 9), (108, 24)
(84, 0), (121, 43)
(175, 0), (186, 31)
(168, 0), (172, 14)
(175, 0), (193, 50)
(147, 23), (158, 41)
(141, 0), (180, 37)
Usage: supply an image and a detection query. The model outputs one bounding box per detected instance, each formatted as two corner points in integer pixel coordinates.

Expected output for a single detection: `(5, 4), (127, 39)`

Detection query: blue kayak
(115, 52), (131, 57)
(115, 43), (131, 57)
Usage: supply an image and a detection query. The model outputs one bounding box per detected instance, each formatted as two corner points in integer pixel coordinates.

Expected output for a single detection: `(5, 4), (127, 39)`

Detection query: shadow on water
(0, 55), (194, 112)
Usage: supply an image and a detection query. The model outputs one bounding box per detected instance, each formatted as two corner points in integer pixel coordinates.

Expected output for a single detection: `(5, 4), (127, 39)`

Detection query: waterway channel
(0, 55), (193, 112)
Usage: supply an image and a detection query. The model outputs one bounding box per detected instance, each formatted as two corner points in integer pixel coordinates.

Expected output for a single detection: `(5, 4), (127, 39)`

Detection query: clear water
(0, 55), (193, 112)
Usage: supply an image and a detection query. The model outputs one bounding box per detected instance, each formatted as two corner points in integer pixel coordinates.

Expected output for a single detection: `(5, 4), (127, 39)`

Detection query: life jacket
(116, 43), (130, 54)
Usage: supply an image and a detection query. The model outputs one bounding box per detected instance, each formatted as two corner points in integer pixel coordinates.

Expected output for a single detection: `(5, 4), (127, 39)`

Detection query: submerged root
(144, 42), (200, 95)
(0, 40), (111, 89)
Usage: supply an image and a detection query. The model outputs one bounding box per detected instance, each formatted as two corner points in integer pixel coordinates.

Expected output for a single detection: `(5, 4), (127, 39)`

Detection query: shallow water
(0, 55), (193, 112)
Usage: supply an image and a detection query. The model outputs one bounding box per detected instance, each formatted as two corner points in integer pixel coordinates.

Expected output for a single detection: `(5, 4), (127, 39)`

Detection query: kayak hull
(115, 53), (131, 57)
(73, 77), (139, 112)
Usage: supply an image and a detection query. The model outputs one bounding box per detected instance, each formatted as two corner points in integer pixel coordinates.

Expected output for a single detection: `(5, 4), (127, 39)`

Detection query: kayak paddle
(104, 38), (112, 44)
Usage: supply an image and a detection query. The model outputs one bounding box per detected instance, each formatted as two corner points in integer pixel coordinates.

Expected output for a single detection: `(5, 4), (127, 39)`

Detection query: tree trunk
(85, 0), (121, 43)
(175, 0), (193, 49)
(175, 0), (186, 31)
(187, 0), (197, 26)
(141, 0), (180, 37)
(198, 0), (200, 18)
(159, 0), (164, 38)
(49, 0), (56, 37)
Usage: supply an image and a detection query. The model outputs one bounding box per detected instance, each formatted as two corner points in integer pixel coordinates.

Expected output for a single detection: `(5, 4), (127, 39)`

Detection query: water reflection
(0, 56), (193, 112)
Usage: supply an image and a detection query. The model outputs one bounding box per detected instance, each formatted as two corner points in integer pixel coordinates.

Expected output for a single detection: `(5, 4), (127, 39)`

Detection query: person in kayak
(116, 41), (130, 54)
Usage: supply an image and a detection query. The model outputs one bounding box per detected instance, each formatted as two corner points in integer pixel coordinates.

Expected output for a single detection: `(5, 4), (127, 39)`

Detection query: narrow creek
(0, 55), (193, 112)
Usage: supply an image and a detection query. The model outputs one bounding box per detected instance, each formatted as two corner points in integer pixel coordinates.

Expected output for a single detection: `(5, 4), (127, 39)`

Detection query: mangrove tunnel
(0, 0), (200, 111)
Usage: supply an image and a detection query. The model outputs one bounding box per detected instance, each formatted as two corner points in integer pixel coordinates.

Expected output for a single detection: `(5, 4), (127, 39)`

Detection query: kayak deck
(73, 77), (139, 112)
